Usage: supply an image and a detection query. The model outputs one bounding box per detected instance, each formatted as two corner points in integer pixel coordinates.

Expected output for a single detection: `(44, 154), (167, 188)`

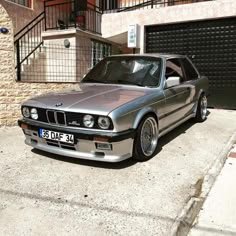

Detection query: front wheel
(195, 94), (207, 122)
(133, 115), (159, 161)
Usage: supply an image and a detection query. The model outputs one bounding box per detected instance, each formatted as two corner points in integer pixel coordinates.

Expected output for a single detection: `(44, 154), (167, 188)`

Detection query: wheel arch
(133, 107), (159, 130)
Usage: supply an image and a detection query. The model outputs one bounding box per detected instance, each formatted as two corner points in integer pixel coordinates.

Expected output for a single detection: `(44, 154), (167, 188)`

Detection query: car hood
(24, 84), (153, 116)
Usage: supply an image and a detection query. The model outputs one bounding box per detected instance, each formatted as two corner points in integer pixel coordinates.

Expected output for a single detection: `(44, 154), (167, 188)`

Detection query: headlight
(30, 108), (38, 120)
(22, 107), (30, 118)
(83, 114), (94, 128)
(98, 116), (110, 129)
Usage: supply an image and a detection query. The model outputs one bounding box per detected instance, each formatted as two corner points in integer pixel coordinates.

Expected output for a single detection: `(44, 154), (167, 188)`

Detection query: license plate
(39, 129), (74, 144)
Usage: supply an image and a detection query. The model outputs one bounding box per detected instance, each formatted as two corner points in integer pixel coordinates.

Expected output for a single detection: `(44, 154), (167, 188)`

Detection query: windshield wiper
(82, 79), (106, 83)
(117, 80), (144, 87)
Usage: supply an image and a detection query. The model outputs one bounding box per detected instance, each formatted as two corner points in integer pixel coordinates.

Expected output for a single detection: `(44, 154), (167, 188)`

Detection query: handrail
(14, 0), (103, 81)
(14, 12), (45, 81)
(118, 0), (153, 12)
(14, 11), (45, 41)
(105, 0), (215, 13)
(118, 0), (163, 12)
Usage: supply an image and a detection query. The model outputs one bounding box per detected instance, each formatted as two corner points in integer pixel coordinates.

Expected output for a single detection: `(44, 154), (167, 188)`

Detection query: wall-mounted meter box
(128, 24), (140, 48)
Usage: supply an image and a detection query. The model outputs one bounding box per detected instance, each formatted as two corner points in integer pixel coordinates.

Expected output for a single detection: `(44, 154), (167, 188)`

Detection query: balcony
(44, 0), (102, 35)
(100, 0), (215, 13)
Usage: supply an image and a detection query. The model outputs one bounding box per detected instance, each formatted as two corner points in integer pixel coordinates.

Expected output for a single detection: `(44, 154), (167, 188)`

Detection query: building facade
(0, 0), (236, 126)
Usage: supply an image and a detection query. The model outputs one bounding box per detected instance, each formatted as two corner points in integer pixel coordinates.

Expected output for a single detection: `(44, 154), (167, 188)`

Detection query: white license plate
(39, 129), (74, 144)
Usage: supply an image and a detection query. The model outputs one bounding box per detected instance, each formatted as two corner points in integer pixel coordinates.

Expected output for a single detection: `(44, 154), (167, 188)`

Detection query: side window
(181, 58), (199, 81)
(165, 59), (183, 81)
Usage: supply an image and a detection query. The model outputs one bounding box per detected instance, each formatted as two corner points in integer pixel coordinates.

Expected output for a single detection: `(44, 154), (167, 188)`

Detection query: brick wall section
(0, 5), (75, 126)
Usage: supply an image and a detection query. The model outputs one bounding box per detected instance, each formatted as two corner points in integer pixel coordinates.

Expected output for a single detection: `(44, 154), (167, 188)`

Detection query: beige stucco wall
(0, 0), (43, 34)
(0, 4), (75, 126)
(102, 0), (236, 53)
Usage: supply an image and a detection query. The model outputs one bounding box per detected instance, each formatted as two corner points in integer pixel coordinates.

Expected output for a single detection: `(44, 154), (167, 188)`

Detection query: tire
(132, 115), (159, 161)
(195, 94), (208, 122)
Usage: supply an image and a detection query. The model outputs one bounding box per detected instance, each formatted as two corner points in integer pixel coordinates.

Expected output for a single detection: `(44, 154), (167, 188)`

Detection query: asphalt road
(0, 109), (236, 236)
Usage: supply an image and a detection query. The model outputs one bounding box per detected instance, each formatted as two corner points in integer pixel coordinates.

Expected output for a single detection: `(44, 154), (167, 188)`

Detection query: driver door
(162, 58), (191, 129)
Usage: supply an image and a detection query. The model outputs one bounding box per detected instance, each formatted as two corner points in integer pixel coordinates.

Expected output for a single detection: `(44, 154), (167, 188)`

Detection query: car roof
(108, 53), (186, 60)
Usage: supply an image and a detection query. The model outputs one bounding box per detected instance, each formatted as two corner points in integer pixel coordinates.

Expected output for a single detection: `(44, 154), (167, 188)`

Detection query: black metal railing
(18, 43), (113, 83)
(44, 0), (102, 35)
(14, 0), (103, 81)
(101, 0), (215, 13)
(14, 12), (45, 81)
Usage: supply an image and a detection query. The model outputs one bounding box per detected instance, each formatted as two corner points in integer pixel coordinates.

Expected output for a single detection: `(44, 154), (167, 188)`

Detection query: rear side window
(181, 58), (199, 81)
(165, 59), (183, 79)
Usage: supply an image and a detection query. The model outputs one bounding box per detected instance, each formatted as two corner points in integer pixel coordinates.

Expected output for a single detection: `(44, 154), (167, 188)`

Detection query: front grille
(56, 112), (66, 125)
(30, 108), (112, 130)
(46, 110), (66, 126)
(47, 110), (56, 123)
(37, 108), (48, 123)
(66, 112), (83, 127)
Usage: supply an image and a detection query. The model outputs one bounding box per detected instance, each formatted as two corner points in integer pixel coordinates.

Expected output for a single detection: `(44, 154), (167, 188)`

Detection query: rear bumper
(18, 119), (135, 162)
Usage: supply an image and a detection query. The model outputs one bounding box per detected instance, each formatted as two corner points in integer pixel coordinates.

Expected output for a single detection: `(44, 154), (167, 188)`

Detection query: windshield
(82, 56), (162, 87)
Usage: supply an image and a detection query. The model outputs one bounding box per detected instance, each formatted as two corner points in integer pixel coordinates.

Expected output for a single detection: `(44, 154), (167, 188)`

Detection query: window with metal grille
(7, 0), (31, 8)
(91, 40), (112, 67)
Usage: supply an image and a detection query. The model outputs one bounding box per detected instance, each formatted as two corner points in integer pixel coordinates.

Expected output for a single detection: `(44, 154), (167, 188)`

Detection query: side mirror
(165, 76), (180, 88)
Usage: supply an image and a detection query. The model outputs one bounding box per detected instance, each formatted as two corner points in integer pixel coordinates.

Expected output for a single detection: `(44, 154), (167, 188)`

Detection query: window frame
(165, 58), (184, 81)
(91, 40), (112, 67)
(179, 57), (200, 82)
(6, 0), (32, 9)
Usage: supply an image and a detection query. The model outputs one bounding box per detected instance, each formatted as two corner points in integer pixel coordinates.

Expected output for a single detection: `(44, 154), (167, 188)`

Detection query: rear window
(181, 58), (199, 80)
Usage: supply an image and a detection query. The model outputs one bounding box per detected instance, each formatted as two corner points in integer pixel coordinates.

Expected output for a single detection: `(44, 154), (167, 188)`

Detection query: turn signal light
(21, 123), (28, 129)
(94, 137), (108, 142)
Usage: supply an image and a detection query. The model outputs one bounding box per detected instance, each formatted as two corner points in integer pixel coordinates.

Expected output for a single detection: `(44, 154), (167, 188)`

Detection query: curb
(170, 132), (236, 236)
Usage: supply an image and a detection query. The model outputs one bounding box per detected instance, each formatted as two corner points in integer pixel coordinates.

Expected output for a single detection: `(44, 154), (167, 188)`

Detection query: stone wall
(0, 4), (75, 126)
(0, 82), (76, 126)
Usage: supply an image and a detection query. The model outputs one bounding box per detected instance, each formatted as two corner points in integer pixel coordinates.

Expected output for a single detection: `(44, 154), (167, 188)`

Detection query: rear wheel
(133, 115), (159, 161)
(195, 94), (207, 122)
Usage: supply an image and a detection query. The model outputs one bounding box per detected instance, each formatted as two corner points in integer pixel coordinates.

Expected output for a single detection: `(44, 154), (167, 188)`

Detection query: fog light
(96, 143), (112, 151)
(31, 139), (37, 145)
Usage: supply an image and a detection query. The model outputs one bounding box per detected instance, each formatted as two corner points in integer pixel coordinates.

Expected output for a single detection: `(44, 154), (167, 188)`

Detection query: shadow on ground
(32, 111), (211, 169)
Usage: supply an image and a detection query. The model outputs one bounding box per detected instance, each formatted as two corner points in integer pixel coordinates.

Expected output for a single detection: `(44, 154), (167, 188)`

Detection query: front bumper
(18, 119), (135, 162)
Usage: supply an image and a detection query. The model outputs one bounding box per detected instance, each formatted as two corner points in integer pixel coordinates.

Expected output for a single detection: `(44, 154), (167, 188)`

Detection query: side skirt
(159, 113), (195, 138)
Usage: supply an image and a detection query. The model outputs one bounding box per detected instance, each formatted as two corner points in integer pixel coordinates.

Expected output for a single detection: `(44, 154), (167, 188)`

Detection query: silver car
(18, 54), (208, 162)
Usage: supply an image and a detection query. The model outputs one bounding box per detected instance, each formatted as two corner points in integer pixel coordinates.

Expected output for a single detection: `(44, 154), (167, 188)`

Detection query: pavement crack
(0, 188), (175, 223)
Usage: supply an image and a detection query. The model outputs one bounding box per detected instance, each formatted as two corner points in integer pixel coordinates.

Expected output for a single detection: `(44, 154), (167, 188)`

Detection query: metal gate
(145, 17), (236, 109)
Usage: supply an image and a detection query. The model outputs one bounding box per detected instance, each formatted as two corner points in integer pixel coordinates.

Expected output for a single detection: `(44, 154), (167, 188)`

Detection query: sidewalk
(189, 145), (236, 236)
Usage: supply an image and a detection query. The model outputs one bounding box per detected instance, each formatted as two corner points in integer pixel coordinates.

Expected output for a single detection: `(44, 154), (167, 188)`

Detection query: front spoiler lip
(25, 138), (132, 163)
(18, 119), (135, 142)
